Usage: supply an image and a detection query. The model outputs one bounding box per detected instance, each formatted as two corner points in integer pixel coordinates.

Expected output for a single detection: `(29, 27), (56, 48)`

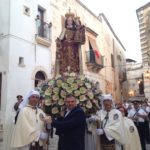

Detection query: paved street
(48, 133), (150, 150)
(146, 144), (150, 150)
(0, 139), (150, 150)
(0, 128), (150, 150)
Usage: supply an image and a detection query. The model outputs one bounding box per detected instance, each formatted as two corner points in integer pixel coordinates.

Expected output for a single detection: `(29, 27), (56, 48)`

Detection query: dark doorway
(35, 71), (46, 87)
(139, 80), (144, 94)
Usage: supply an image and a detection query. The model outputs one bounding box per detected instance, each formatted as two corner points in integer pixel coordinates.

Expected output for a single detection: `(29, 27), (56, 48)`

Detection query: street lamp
(137, 79), (142, 84)
(128, 89), (135, 97)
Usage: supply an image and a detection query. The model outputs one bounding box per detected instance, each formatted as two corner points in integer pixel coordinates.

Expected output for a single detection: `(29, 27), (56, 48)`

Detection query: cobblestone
(48, 132), (58, 150)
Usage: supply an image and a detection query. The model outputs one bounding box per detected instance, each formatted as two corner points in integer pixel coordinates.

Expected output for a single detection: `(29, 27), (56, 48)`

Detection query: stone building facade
(136, 2), (150, 100)
(50, 0), (127, 102)
(126, 61), (144, 98)
(0, 0), (127, 149)
(0, 0), (52, 149)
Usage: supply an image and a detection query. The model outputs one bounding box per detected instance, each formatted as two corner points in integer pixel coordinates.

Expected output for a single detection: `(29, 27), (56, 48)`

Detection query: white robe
(123, 117), (142, 150)
(97, 109), (126, 150)
(10, 106), (46, 148)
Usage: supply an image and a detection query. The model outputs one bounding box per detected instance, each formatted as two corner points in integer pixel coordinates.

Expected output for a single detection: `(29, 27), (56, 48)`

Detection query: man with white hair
(11, 90), (51, 150)
(96, 94), (126, 150)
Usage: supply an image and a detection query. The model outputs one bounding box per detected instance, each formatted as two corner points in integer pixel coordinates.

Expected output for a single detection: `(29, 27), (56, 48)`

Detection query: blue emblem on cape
(129, 126), (134, 133)
(113, 113), (119, 120)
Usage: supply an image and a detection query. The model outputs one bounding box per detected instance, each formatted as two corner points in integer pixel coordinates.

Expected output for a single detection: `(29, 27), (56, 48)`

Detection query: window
(35, 7), (51, 40)
(111, 54), (114, 68)
(37, 7), (45, 37)
(18, 57), (24, 66)
(23, 6), (30, 16)
(89, 42), (96, 63)
(139, 81), (144, 94)
(86, 37), (104, 71)
(38, 7), (44, 21)
(88, 37), (102, 65)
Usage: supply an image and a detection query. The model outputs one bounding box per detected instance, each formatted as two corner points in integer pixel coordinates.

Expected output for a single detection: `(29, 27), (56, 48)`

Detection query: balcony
(35, 17), (52, 47)
(86, 50), (103, 72)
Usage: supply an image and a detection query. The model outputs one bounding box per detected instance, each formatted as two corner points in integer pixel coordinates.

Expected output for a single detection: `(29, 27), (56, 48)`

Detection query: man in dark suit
(52, 94), (86, 150)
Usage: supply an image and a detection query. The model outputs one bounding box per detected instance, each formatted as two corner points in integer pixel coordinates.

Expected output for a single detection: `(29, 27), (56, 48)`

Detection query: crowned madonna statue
(55, 9), (85, 75)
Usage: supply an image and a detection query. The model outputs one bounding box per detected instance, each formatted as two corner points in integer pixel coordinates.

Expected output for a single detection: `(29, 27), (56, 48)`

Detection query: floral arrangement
(37, 72), (102, 117)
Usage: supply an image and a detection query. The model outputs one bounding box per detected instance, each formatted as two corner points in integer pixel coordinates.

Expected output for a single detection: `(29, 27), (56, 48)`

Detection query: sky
(81, 0), (150, 63)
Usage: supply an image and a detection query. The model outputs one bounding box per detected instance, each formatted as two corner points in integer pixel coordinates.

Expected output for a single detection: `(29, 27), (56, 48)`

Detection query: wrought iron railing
(86, 50), (104, 71)
(35, 17), (52, 40)
(86, 50), (96, 63)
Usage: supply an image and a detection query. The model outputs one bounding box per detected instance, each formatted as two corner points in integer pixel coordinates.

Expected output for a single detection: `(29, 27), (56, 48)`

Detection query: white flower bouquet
(37, 72), (102, 117)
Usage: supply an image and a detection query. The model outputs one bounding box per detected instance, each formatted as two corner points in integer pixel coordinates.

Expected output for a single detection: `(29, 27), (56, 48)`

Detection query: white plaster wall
(10, 0), (36, 42)
(1, 0), (52, 149)
(3, 36), (51, 150)
(0, 1), (10, 146)
(36, 45), (51, 68)
(0, 37), (10, 130)
(9, 0), (51, 42)
(0, 38), (10, 72)
(0, 0), (10, 34)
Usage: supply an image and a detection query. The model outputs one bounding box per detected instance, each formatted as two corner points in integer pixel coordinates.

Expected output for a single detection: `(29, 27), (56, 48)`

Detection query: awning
(88, 37), (101, 65)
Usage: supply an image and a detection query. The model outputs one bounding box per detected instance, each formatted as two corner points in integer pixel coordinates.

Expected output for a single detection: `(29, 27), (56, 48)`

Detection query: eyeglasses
(30, 95), (39, 99)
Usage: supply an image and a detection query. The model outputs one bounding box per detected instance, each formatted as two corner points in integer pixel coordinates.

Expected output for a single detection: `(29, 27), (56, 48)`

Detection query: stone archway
(34, 71), (46, 87)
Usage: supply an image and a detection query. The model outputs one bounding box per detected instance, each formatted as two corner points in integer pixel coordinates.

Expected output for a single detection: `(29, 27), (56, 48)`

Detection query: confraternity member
(118, 106), (142, 150)
(96, 94), (126, 150)
(128, 100), (147, 150)
(85, 114), (101, 150)
(11, 90), (51, 150)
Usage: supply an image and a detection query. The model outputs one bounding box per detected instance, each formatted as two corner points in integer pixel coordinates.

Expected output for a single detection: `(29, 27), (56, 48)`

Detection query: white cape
(11, 106), (45, 148)
(97, 109), (127, 149)
(123, 117), (142, 150)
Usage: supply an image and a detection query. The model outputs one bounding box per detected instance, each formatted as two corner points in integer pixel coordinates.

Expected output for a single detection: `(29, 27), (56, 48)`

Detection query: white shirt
(128, 108), (147, 122)
(64, 109), (71, 117)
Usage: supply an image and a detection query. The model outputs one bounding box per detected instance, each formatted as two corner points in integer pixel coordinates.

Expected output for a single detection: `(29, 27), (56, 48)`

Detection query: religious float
(37, 10), (102, 117)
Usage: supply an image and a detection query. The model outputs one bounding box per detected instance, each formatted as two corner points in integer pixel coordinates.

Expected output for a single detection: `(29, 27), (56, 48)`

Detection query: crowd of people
(10, 90), (150, 150)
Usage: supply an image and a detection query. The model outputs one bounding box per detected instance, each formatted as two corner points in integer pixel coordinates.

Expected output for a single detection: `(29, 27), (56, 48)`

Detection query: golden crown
(65, 8), (74, 18)
(74, 16), (80, 20)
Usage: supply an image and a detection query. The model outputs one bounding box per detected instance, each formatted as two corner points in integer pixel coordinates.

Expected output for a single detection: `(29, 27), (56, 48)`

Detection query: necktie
(103, 111), (109, 128)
